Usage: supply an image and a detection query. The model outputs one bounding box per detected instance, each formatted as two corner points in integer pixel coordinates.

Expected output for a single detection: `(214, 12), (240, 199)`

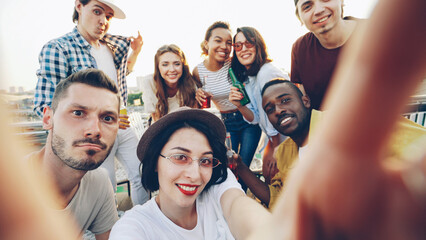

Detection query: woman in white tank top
(193, 21), (261, 192)
(143, 44), (200, 123)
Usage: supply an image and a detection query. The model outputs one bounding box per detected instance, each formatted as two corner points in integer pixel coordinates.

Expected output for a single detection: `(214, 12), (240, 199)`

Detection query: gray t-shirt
(27, 147), (119, 239)
(62, 168), (119, 236)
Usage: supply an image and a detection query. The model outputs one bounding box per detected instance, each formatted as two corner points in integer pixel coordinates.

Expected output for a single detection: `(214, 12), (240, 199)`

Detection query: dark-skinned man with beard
(233, 79), (425, 209)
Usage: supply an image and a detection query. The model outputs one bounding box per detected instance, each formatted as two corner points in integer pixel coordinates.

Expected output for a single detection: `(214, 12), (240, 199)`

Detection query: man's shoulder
(386, 116), (426, 159)
(80, 168), (113, 196)
(24, 148), (44, 168)
(293, 32), (316, 49)
(103, 33), (130, 48)
(24, 150), (40, 162)
(42, 29), (79, 50)
(275, 138), (298, 163)
(104, 33), (128, 42)
(83, 168), (110, 184)
(278, 137), (298, 151)
(73, 168), (117, 235)
(344, 16), (364, 22)
(78, 168), (113, 203)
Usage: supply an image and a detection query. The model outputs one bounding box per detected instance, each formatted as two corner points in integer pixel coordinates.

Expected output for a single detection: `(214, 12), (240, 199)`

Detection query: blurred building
(1, 90), (46, 150)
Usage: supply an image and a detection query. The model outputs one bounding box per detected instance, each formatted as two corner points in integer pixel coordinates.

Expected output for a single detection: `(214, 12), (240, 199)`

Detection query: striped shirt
(196, 59), (237, 112)
(34, 27), (131, 117)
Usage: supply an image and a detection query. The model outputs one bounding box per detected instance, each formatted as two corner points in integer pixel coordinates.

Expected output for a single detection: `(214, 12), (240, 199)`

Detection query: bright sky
(0, 0), (378, 92)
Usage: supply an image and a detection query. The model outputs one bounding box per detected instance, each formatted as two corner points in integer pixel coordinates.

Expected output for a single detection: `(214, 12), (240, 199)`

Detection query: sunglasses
(233, 41), (255, 52)
(160, 153), (221, 168)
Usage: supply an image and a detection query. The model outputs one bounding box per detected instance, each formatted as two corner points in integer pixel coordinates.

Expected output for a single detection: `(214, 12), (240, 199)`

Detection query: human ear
(42, 107), (54, 130)
(302, 95), (311, 109)
(75, 0), (82, 14)
(295, 7), (304, 26)
(204, 39), (210, 50)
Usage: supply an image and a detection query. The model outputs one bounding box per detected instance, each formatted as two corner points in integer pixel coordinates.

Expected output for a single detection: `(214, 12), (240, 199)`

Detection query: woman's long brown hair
(153, 44), (200, 119)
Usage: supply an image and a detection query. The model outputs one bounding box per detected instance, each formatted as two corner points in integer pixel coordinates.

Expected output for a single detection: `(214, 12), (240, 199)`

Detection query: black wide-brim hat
(137, 108), (226, 163)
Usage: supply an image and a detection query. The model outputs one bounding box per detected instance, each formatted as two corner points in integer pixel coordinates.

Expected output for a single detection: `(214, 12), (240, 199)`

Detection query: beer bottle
(229, 68), (250, 106)
(225, 132), (238, 179)
(201, 76), (211, 108)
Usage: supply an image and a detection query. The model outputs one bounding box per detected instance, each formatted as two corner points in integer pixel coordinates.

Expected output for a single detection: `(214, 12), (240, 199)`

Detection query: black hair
(261, 78), (303, 97)
(201, 21), (231, 56)
(141, 120), (228, 192)
(231, 27), (272, 82)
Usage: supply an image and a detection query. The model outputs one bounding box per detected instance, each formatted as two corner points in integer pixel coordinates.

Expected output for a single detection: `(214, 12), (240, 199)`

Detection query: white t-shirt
(110, 169), (242, 240)
(141, 75), (181, 115)
(298, 144), (308, 161)
(90, 43), (118, 84)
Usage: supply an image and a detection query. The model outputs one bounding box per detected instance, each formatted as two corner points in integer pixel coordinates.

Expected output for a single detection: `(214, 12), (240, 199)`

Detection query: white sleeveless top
(141, 75), (181, 116)
(196, 59), (237, 112)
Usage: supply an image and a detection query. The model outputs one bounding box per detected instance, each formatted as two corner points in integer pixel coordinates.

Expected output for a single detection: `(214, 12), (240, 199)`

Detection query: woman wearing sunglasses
(229, 27), (289, 185)
(109, 108), (270, 239)
(193, 21), (262, 192)
(142, 44), (200, 123)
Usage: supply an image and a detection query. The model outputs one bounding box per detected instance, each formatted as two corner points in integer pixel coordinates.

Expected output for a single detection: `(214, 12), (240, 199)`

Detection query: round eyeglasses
(160, 153), (221, 168)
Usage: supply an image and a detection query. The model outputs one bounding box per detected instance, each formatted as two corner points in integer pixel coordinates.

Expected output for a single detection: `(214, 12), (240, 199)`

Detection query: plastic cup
(119, 108), (127, 116)
(202, 95), (211, 109)
(119, 108), (129, 126)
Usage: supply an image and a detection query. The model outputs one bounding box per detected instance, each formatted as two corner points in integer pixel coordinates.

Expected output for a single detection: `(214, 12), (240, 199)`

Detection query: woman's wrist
(236, 105), (245, 110)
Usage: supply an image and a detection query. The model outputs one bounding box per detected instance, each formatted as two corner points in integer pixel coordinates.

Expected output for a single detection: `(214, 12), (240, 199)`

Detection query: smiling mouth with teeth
(315, 15), (330, 24)
(177, 184), (199, 195)
(280, 117), (292, 125)
(179, 185), (196, 191)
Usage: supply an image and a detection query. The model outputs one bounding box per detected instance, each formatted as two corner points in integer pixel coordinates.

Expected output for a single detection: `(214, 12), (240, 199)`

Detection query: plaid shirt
(34, 27), (131, 117)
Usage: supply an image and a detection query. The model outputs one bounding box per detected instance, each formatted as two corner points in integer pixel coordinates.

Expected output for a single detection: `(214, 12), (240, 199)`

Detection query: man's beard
(51, 130), (112, 171)
(319, 25), (332, 35)
(289, 110), (311, 139)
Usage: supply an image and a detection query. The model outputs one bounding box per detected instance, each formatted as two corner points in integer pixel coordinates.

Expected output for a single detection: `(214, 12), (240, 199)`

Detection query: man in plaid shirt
(34, 0), (149, 206)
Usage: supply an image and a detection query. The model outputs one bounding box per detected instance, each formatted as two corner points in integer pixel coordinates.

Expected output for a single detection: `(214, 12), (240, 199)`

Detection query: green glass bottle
(229, 68), (250, 106)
